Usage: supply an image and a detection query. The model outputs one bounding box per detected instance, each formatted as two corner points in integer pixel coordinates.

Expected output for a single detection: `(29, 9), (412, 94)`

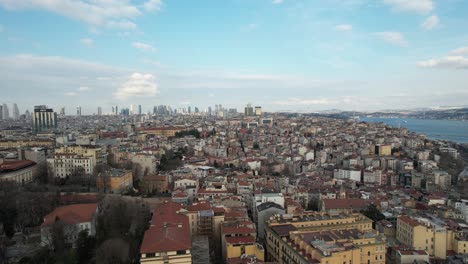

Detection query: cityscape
(1, 1), (468, 264)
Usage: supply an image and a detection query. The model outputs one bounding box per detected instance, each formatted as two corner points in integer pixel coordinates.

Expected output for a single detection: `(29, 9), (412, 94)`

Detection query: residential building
(265, 212), (384, 264)
(96, 168), (133, 193)
(140, 202), (192, 264)
(41, 203), (97, 247)
(49, 153), (95, 178)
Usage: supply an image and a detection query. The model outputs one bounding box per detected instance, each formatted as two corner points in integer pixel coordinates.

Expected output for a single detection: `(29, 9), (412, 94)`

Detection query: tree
(76, 230), (96, 264)
(253, 142), (260, 149)
(95, 238), (129, 264)
(95, 196), (150, 263)
(361, 204), (385, 226)
(36, 163), (49, 184)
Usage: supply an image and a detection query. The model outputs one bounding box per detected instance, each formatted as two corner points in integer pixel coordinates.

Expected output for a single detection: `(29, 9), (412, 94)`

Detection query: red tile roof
(141, 201), (191, 254)
(187, 201), (212, 212)
(223, 226), (256, 235)
(41, 203), (97, 227)
(0, 160), (36, 172)
(140, 224), (191, 253)
(398, 215), (421, 227)
(225, 236), (256, 245)
(322, 198), (369, 210)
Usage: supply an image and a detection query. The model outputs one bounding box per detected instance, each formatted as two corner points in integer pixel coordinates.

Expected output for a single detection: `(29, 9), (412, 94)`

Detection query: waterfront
(360, 117), (468, 144)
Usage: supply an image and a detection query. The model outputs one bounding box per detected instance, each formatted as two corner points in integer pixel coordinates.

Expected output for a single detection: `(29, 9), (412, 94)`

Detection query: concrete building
(96, 169), (133, 193)
(49, 153), (95, 178)
(256, 202), (284, 241)
(265, 212), (384, 264)
(32, 105), (57, 135)
(396, 215), (468, 259)
(0, 160), (36, 184)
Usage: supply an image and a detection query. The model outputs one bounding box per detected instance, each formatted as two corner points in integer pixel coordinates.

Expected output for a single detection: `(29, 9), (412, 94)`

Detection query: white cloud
(208, 93), (215, 97)
(273, 98), (334, 106)
(383, 0), (433, 14)
(132, 42), (157, 52)
(65, 92), (77, 96)
(80, 38), (94, 47)
(106, 20), (137, 30)
(374, 31), (408, 47)
(417, 56), (468, 69)
(0, 0), (157, 30)
(335, 24), (353, 32)
(272, 0), (283, 4)
(114, 73), (159, 99)
(78, 86), (90, 91)
(450, 47), (468, 56)
(421, 15), (439, 30)
(180, 100), (191, 105)
(144, 0), (162, 11)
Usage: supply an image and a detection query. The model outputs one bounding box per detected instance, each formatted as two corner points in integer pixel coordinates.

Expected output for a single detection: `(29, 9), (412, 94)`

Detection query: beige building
(96, 169), (133, 193)
(396, 215), (468, 259)
(55, 145), (105, 164)
(0, 160), (36, 184)
(265, 212), (385, 264)
(49, 153), (95, 178)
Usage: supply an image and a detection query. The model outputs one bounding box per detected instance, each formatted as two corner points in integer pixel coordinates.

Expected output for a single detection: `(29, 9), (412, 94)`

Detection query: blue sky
(1, 0), (468, 114)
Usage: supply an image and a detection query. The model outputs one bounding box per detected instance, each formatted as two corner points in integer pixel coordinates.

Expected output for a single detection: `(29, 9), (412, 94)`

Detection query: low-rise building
(140, 202), (192, 264)
(40, 203), (97, 247)
(265, 212), (384, 264)
(96, 168), (133, 193)
(0, 160), (36, 184)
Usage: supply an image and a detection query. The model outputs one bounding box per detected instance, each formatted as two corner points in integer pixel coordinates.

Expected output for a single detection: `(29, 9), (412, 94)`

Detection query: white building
(334, 169), (361, 182)
(49, 153), (95, 178)
(41, 203), (97, 247)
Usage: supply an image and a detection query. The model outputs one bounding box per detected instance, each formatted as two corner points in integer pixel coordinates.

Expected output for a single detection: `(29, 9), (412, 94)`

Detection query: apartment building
(396, 215), (468, 259)
(265, 212), (385, 264)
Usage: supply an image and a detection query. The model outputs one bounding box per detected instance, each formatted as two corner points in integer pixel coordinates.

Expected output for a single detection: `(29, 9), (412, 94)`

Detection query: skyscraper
(77, 106), (82, 116)
(116, 106), (119, 115)
(2, 104), (10, 119)
(130, 104), (134, 115)
(32, 105), (57, 135)
(13, 103), (20, 120)
(138, 104), (142, 115)
(0, 105), (3, 121)
(60, 107), (65, 116)
(97, 106), (102, 116)
(244, 103), (254, 116)
(255, 106), (262, 116)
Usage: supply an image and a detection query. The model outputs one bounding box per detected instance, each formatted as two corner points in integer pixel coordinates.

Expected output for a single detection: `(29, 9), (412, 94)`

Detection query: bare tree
(95, 238), (129, 264)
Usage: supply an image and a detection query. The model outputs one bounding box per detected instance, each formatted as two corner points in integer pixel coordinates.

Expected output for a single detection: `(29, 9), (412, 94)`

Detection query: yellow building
(396, 215), (461, 259)
(222, 222), (265, 263)
(374, 145), (391, 156)
(0, 139), (55, 149)
(265, 212), (385, 264)
(55, 145), (105, 164)
(141, 127), (185, 138)
(96, 169), (133, 194)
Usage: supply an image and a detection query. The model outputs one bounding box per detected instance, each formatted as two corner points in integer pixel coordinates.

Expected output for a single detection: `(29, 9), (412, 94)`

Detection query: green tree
(76, 230), (96, 264)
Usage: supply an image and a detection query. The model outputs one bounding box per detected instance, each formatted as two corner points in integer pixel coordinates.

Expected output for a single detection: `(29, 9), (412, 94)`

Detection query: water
(360, 117), (468, 144)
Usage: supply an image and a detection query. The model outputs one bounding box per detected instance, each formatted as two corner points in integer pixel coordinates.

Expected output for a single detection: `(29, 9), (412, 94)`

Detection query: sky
(0, 0), (468, 114)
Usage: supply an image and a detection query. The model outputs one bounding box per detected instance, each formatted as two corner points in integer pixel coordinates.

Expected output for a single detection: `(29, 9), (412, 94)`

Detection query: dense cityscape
(2, 0), (468, 263)
(0, 102), (467, 264)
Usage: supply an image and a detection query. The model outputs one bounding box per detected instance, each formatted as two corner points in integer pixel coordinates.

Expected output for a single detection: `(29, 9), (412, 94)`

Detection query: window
(176, 250), (186, 255)
(146, 253), (155, 258)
